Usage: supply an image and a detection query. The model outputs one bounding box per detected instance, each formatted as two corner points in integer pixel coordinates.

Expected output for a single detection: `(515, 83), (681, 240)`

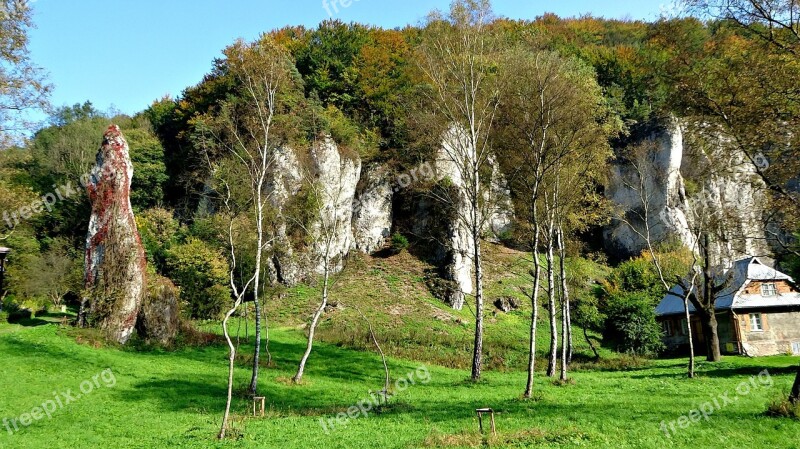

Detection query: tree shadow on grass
(16, 317), (51, 327)
(629, 363), (798, 380)
(0, 332), (99, 366)
(118, 378), (228, 412)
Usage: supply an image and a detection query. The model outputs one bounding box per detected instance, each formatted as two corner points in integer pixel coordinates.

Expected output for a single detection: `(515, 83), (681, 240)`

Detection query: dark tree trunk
(698, 232), (721, 363)
(790, 365), (800, 404)
(701, 309), (722, 362)
(583, 326), (599, 359)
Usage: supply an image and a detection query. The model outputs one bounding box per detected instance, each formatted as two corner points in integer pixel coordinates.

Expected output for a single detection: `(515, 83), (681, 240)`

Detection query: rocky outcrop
(137, 274), (180, 346)
(265, 137), (361, 284)
(420, 127), (514, 310)
(84, 125), (147, 344)
(493, 296), (520, 313)
(605, 118), (771, 265)
(309, 137), (361, 274)
(265, 146), (303, 285)
(352, 164), (393, 254)
(605, 119), (695, 256)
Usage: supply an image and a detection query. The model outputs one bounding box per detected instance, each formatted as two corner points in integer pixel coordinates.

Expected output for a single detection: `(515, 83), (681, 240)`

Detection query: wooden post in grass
(253, 397), (266, 417)
(476, 408), (496, 436)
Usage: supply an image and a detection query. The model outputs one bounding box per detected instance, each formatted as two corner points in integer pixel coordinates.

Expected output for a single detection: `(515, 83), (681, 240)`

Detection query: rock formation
(265, 136), (362, 284)
(605, 118), (772, 266)
(605, 118), (695, 256)
(308, 137), (362, 274)
(410, 128), (514, 309)
(137, 274), (180, 346)
(83, 125), (147, 344)
(352, 164), (394, 254)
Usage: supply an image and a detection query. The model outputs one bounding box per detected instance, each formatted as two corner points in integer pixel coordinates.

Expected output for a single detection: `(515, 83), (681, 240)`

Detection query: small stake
(476, 408), (496, 436)
(253, 396), (266, 417)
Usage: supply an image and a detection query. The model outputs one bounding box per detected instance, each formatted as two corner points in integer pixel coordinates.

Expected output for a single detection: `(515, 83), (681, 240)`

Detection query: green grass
(0, 322), (798, 449)
(1, 247), (797, 447)
(270, 246), (610, 371)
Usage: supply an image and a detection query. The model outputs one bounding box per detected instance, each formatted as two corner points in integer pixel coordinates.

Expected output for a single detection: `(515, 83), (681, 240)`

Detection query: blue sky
(28, 0), (671, 118)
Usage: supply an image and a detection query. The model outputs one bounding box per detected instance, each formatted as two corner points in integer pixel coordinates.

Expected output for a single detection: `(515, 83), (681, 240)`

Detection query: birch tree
(0, 0), (51, 148)
(293, 146), (354, 383)
(211, 38), (302, 396)
(416, 0), (500, 381)
(198, 36), (299, 437)
(614, 141), (701, 376)
(496, 49), (614, 393)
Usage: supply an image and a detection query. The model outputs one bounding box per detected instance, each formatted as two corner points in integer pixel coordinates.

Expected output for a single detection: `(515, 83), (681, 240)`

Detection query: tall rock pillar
(82, 125), (146, 344)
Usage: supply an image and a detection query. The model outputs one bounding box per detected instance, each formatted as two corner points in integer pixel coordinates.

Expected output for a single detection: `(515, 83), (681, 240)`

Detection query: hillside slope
(267, 243), (610, 371)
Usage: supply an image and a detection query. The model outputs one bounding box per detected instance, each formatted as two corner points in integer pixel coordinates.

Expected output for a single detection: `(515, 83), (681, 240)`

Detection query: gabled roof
(655, 257), (800, 316)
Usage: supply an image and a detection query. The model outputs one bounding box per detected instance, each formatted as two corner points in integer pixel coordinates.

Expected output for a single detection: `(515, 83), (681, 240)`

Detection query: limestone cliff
(605, 118), (771, 266)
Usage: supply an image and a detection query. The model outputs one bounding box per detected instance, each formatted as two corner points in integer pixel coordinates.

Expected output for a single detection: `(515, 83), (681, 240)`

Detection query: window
(761, 283), (777, 297)
(792, 342), (800, 355)
(681, 319), (688, 335)
(662, 320), (673, 336)
(749, 313), (764, 332)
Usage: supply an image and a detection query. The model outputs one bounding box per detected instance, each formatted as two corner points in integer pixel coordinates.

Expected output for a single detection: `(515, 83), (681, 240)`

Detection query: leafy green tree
(494, 47), (616, 392)
(603, 291), (665, 356)
(15, 238), (82, 310)
(414, 0), (500, 382)
(136, 207), (180, 271)
(125, 127), (169, 210)
(292, 20), (371, 114)
(164, 238), (231, 320)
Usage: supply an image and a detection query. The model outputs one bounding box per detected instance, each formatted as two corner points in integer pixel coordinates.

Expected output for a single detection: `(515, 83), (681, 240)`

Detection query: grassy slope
(270, 243), (610, 371)
(1, 246), (798, 448)
(1, 324), (799, 449)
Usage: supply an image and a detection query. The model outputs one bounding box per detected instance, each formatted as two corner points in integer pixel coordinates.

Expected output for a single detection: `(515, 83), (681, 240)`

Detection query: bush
(391, 233), (409, 253)
(603, 292), (664, 356)
(766, 397), (800, 419)
(164, 238), (231, 319)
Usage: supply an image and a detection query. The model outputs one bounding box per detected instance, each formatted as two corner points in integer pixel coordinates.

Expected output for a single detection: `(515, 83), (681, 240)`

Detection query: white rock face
(432, 127), (514, 310)
(265, 137), (361, 284)
(605, 118), (771, 265)
(266, 146), (304, 285)
(434, 128), (475, 310)
(605, 118), (696, 255)
(352, 164), (393, 254)
(309, 137), (361, 275)
(682, 131), (770, 267)
(486, 156), (514, 242)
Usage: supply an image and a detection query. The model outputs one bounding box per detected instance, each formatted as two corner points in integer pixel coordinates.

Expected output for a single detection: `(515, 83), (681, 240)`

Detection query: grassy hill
(269, 243), (610, 371)
(1, 245), (799, 448)
(1, 322), (798, 448)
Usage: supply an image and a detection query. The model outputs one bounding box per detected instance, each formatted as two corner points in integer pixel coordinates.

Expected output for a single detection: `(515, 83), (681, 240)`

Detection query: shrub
(164, 238), (231, 319)
(603, 292), (665, 356)
(136, 208), (180, 270)
(7, 308), (32, 324)
(391, 233), (409, 253)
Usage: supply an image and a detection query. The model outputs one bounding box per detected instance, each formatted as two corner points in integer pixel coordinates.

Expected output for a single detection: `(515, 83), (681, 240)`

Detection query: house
(655, 257), (800, 357)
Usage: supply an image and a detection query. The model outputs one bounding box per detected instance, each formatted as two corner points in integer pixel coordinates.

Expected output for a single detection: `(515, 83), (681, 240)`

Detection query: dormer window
(761, 283), (777, 297)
